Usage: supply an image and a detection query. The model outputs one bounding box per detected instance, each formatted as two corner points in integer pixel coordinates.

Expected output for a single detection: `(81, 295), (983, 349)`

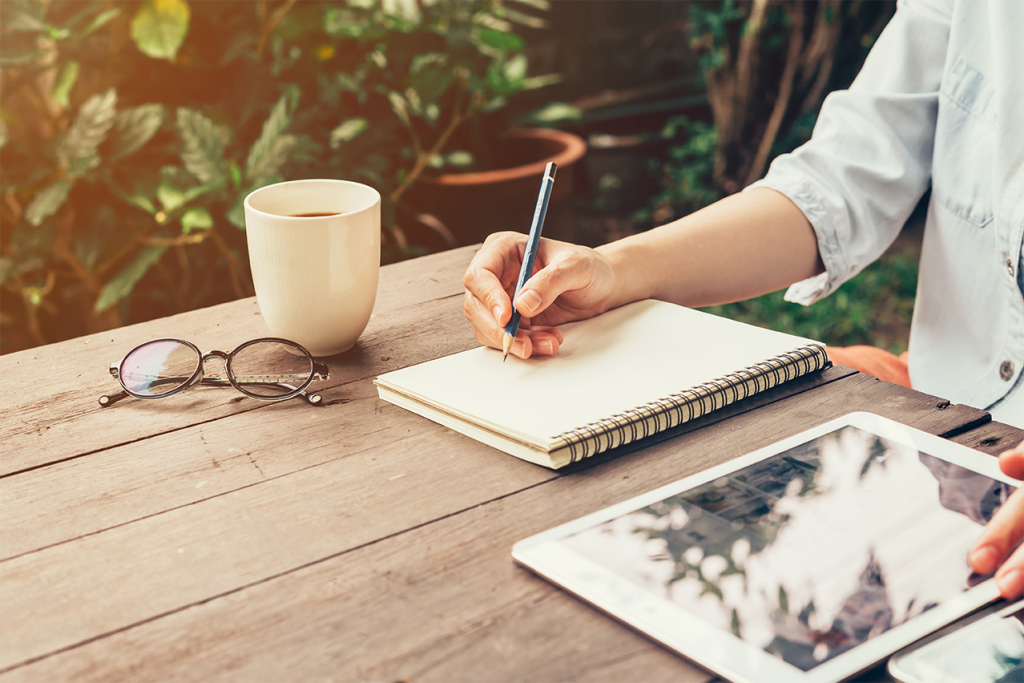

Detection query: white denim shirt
(750, 0), (1024, 428)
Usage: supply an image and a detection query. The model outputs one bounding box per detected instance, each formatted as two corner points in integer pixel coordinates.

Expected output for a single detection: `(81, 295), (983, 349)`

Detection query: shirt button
(1007, 259), (1015, 277)
(1000, 360), (1015, 381)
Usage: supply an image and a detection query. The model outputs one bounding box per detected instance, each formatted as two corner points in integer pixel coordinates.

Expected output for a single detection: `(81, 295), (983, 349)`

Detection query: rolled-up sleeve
(747, 0), (951, 305)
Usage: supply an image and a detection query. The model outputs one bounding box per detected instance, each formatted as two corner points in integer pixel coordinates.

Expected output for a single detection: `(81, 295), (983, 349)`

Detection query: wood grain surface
(1, 245), (1020, 683)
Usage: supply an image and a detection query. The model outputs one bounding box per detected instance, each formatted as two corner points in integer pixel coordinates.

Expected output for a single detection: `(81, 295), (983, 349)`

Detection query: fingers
(463, 233), (523, 330)
(997, 540), (1024, 600)
(978, 439), (1024, 600)
(464, 289), (506, 350)
(999, 438), (1024, 480)
(515, 249), (592, 318)
(969, 483), (1024, 599)
(522, 326), (564, 357)
(472, 324), (563, 360)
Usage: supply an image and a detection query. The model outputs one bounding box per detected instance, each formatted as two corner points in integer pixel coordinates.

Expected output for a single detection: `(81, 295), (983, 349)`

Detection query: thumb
(515, 251), (591, 317)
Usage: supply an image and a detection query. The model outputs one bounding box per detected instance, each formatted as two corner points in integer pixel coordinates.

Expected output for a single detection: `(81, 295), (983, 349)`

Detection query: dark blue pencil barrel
(503, 162), (558, 356)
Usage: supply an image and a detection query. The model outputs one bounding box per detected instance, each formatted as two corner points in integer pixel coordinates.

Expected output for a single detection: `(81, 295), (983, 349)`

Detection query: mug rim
(244, 179), (381, 220)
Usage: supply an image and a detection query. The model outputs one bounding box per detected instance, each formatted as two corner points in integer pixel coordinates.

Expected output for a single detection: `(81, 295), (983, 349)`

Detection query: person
(461, 0), (1024, 600)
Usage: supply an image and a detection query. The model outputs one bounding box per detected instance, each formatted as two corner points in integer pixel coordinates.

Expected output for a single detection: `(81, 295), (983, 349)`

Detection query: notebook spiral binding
(552, 344), (830, 464)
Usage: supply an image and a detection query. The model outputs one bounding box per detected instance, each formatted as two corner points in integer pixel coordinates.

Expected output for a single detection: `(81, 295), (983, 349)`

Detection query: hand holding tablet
(513, 413), (1022, 683)
(970, 437), (1024, 600)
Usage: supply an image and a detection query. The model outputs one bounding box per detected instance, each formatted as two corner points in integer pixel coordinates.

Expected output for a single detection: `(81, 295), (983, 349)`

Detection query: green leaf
(94, 245), (167, 313)
(246, 91), (296, 181)
(324, 8), (365, 37)
(51, 61), (80, 108)
(336, 72), (365, 95)
(446, 151), (473, 168)
(476, 26), (525, 51)
(228, 160), (242, 189)
(495, 6), (547, 30)
(156, 183), (185, 212)
(156, 180), (215, 213)
(502, 54), (528, 82)
(125, 194), (157, 214)
(246, 134), (297, 184)
(67, 153), (101, 177)
(176, 107), (225, 184)
(381, 0), (421, 25)
(387, 91), (411, 129)
(521, 73), (563, 90)
(25, 180), (72, 226)
(410, 53), (448, 74)
(77, 8), (122, 38)
(408, 60), (454, 104)
(225, 197), (246, 229)
(63, 88), (117, 164)
(329, 118), (367, 149)
(109, 104), (165, 161)
(181, 207), (213, 233)
(130, 0), (191, 62)
(525, 102), (581, 124)
(508, 0), (550, 10)
(5, 12), (49, 33)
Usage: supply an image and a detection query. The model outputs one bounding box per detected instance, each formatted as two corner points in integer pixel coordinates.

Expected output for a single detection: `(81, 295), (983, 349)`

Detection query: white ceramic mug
(244, 179), (380, 357)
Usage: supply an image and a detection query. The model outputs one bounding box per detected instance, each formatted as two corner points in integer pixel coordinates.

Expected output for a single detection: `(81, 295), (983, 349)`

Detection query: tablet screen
(558, 425), (1016, 672)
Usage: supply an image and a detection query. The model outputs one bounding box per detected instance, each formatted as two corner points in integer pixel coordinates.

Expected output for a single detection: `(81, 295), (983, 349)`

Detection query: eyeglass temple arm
(100, 366), (329, 407)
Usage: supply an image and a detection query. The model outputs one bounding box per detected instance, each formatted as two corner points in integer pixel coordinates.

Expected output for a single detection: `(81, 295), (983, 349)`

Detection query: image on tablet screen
(560, 425), (1016, 671)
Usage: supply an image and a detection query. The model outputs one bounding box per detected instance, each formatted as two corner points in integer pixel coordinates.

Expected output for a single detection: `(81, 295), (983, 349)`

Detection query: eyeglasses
(99, 338), (330, 407)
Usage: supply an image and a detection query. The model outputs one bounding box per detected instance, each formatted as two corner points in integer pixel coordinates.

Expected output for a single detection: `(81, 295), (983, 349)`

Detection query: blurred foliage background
(1, 0), (910, 356)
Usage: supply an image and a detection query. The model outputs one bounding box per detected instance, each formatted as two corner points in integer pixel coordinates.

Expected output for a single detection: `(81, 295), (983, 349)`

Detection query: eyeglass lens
(229, 340), (313, 398)
(121, 340), (200, 397)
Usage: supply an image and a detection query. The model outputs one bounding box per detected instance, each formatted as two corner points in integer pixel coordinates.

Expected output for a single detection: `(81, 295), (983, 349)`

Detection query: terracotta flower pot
(406, 128), (587, 247)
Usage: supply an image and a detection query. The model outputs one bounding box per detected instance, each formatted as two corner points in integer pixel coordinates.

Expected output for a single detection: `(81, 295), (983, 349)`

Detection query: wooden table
(1, 244), (1021, 683)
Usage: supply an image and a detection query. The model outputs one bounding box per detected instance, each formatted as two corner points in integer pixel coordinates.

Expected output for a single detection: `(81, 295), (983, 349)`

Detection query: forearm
(597, 188), (824, 309)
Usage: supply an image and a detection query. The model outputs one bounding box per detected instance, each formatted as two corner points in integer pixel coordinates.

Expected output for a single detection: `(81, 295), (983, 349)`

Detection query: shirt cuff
(745, 169), (851, 306)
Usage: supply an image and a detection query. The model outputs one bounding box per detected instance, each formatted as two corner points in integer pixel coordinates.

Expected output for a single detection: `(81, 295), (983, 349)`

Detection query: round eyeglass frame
(101, 337), (329, 406)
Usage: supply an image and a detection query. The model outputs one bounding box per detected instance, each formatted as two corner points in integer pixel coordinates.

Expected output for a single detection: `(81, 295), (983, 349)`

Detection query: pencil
(503, 162), (557, 361)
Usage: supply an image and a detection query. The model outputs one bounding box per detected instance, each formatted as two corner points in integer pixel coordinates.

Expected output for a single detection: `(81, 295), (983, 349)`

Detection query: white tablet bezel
(886, 599), (1024, 683)
(512, 412), (1018, 683)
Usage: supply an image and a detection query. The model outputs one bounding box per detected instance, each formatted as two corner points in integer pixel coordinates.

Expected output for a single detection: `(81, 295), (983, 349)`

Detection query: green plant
(634, 114), (719, 226)
(1, 0), (553, 354)
(632, 1), (915, 349)
(687, 0), (895, 194)
(702, 248), (920, 353)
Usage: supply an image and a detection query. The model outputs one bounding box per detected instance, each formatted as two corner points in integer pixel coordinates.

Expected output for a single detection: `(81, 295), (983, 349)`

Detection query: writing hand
(969, 438), (1024, 599)
(463, 232), (616, 360)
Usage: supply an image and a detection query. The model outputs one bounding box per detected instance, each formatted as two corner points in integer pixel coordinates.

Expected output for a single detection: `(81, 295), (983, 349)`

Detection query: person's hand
(969, 438), (1024, 599)
(462, 232), (617, 360)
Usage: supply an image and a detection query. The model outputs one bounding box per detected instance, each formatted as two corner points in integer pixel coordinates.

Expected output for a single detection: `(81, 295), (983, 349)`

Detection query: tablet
(512, 412), (1020, 683)
(887, 600), (1024, 683)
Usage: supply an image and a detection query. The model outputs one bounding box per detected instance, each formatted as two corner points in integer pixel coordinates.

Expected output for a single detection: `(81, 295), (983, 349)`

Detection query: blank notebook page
(376, 300), (816, 447)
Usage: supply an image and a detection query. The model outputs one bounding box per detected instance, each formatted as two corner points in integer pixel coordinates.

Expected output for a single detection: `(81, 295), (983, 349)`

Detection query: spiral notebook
(374, 300), (829, 469)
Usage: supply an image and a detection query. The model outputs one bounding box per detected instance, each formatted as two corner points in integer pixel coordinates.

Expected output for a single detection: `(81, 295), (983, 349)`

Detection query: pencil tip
(501, 332), (514, 361)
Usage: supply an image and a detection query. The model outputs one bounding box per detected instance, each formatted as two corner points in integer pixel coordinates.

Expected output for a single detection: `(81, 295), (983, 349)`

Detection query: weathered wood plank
(0, 321), (856, 565)
(947, 418), (1024, 456)
(0, 291), (480, 476)
(0, 364), (855, 561)
(0, 473), (716, 683)
(0, 245), (479, 475)
(0, 370), (996, 677)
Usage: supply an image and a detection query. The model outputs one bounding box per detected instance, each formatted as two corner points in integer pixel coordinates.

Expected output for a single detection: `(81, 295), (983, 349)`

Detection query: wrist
(595, 236), (656, 309)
